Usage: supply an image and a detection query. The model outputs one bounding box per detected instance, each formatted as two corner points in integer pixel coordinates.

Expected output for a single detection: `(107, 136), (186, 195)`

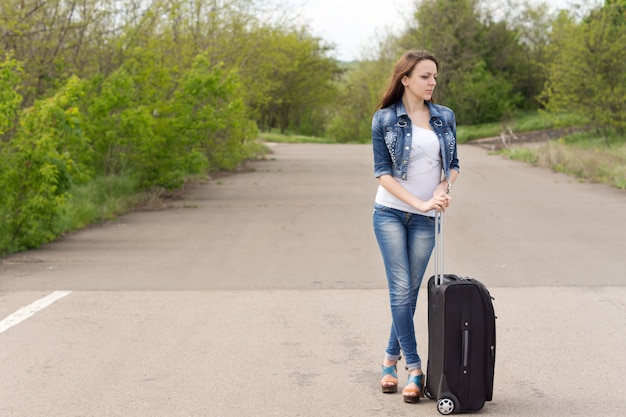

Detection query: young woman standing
(372, 50), (459, 403)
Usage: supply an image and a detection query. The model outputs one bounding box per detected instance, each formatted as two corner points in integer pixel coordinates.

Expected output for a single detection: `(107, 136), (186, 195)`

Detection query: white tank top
(375, 125), (442, 216)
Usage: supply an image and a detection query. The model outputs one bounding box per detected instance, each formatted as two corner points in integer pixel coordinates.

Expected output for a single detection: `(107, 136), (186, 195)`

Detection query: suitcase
(424, 212), (496, 415)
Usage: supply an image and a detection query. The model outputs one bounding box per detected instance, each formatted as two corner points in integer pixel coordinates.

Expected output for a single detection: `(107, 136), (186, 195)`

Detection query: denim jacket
(372, 101), (459, 181)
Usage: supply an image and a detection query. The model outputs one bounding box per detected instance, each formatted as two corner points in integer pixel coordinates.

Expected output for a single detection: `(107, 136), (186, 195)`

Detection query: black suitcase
(425, 213), (496, 415)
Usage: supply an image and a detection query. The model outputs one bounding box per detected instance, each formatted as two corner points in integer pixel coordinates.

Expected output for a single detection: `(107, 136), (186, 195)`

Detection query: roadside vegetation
(264, 110), (626, 190)
(259, 132), (337, 144)
(0, 0), (623, 256)
(456, 111), (569, 143)
(501, 131), (626, 189)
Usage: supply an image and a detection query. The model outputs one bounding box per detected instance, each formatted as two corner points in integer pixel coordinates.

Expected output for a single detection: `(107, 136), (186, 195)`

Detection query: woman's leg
(373, 205), (420, 368)
(406, 213), (436, 331)
(403, 213), (436, 402)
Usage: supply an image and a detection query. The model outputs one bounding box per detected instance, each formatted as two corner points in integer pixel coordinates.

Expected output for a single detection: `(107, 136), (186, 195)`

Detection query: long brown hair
(376, 50), (439, 110)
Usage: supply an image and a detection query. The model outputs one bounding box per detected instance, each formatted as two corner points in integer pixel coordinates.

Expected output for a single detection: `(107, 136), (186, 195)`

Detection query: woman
(372, 50), (459, 403)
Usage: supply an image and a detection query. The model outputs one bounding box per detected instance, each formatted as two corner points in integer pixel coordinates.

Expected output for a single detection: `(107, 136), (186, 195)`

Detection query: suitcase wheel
(437, 395), (458, 415)
(424, 385), (435, 400)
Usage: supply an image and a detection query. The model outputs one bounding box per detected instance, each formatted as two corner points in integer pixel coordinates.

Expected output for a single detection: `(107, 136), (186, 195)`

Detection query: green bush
(168, 54), (258, 171)
(0, 56), (22, 136)
(0, 76), (89, 255)
(447, 60), (522, 125)
(541, 4), (626, 134)
(81, 57), (172, 188)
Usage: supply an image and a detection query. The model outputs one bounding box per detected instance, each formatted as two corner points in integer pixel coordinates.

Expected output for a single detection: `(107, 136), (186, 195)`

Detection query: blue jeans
(373, 203), (436, 371)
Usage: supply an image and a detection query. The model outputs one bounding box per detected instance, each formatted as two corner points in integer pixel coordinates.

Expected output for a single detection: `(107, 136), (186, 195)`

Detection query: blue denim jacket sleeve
(433, 104), (460, 179)
(372, 109), (394, 178)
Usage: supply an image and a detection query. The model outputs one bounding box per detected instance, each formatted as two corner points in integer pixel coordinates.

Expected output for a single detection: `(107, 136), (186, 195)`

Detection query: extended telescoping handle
(434, 211), (444, 286)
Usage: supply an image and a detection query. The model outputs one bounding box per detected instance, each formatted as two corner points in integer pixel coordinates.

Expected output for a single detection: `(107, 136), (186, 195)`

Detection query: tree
(401, 0), (485, 104)
(397, 0), (546, 123)
(252, 28), (340, 135)
(167, 53), (256, 173)
(0, 55), (22, 138)
(447, 60), (521, 124)
(0, 0), (138, 105)
(0, 0), (343, 254)
(0, 76), (89, 254)
(503, 1), (554, 109)
(540, 2), (626, 134)
(327, 59), (392, 143)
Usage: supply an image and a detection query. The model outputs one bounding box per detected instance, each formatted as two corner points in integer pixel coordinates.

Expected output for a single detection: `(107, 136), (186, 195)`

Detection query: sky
(283, 0), (595, 62)
(285, 0), (415, 61)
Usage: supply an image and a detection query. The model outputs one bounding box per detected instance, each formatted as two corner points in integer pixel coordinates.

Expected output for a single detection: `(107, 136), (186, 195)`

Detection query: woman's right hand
(420, 192), (451, 213)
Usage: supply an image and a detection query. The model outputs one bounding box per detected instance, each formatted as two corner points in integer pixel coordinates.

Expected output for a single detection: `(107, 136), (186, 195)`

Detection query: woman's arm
(378, 174), (450, 213)
(433, 169), (459, 196)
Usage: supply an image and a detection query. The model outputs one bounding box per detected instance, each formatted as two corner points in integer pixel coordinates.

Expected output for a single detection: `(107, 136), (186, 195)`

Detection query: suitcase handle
(434, 211), (444, 286)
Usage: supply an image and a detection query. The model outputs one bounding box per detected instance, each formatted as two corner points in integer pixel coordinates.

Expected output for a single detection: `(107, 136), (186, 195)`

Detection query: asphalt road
(1, 142), (625, 417)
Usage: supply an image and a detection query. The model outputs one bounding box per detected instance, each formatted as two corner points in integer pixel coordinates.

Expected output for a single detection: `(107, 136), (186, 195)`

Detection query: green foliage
(80, 48), (175, 186)
(446, 60), (522, 124)
(486, 2), (552, 110)
(259, 131), (335, 144)
(83, 66), (162, 184)
(0, 56), (23, 136)
(456, 111), (552, 142)
(501, 147), (540, 165)
(541, 3), (626, 134)
(327, 60), (390, 143)
(398, 0), (547, 124)
(58, 174), (141, 232)
(0, 76), (89, 255)
(0, 0), (123, 105)
(246, 27), (341, 136)
(3, 0), (623, 255)
(169, 54), (253, 172)
(80, 48), (260, 191)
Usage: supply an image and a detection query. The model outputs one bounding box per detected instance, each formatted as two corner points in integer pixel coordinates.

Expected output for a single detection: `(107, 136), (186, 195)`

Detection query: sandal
(402, 373), (424, 403)
(380, 364), (398, 393)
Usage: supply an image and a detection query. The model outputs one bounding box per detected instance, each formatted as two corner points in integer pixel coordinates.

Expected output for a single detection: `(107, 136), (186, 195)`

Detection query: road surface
(1, 143), (625, 416)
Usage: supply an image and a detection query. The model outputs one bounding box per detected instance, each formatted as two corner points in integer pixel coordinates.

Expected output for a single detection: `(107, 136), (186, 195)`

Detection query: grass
(56, 137), (273, 235)
(259, 131), (336, 144)
(58, 174), (142, 232)
(501, 131), (626, 190)
(456, 111), (570, 143)
(242, 138), (274, 158)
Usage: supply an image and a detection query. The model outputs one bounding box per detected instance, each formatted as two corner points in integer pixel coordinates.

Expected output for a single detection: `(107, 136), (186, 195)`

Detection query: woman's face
(402, 59), (438, 102)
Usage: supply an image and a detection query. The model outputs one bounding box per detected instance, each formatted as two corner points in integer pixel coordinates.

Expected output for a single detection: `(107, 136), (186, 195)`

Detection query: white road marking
(0, 291), (72, 334)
